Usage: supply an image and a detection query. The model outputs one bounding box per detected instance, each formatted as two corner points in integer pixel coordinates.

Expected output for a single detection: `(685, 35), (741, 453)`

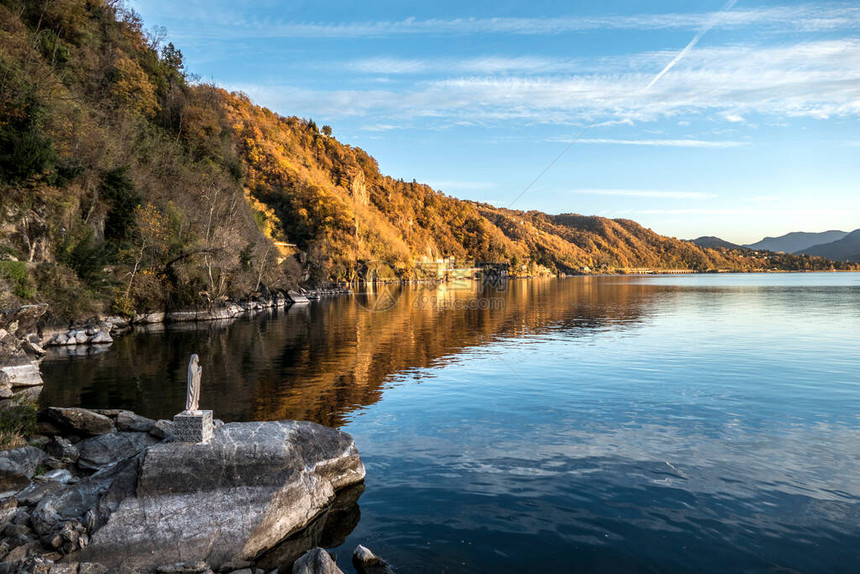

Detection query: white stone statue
(186, 354), (202, 412)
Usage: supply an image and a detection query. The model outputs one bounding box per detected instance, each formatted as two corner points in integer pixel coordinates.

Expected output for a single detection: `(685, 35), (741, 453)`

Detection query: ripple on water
(38, 275), (860, 573)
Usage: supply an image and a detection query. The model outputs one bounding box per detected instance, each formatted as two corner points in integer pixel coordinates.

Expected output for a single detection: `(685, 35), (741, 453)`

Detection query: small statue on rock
(186, 354), (202, 412)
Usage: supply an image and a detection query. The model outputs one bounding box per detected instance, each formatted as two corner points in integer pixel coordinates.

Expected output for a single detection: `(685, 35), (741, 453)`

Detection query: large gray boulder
(69, 420), (364, 571)
(0, 362), (43, 388)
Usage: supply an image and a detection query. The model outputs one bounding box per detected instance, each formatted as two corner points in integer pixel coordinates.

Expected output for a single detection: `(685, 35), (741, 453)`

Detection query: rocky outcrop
(1, 409), (367, 572)
(0, 304), (49, 397)
(134, 311), (166, 325)
(73, 420), (365, 571)
(43, 326), (113, 348)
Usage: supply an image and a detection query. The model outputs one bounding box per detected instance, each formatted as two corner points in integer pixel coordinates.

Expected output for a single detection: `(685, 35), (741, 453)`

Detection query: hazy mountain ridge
(0, 1), (855, 320)
(795, 229), (860, 262)
(744, 230), (848, 253)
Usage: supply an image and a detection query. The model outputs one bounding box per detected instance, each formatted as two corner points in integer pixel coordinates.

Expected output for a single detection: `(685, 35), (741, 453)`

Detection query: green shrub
(37, 30), (70, 67)
(0, 261), (35, 299)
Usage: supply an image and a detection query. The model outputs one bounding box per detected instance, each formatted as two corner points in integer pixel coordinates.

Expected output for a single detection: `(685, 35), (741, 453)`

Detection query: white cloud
(572, 138), (746, 148)
(637, 207), (844, 216)
(348, 56), (571, 75)
(358, 123), (407, 132)
(162, 4), (860, 39)
(724, 114), (745, 123)
(571, 189), (716, 199)
(593, 118), (635, 128)
(232, 39), (860, 124)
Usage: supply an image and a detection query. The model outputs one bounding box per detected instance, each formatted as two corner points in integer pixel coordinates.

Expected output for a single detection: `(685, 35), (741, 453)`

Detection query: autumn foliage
(0, 0), (854, 319)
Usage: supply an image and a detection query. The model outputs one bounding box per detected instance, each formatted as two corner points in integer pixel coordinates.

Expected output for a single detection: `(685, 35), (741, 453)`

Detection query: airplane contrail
(508, 0), (740, 209)
(646, 0), (740, 91)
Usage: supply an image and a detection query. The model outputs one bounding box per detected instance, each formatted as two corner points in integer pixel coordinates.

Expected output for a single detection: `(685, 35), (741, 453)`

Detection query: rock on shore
(1, 409), (365, 572)
(0, 304), (48, 398)
(60, 420), (363, 570)
(290, 545), (396, 574)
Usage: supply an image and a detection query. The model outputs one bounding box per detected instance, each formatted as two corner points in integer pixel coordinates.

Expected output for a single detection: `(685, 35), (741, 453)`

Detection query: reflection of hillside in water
(40, 278), (658, 425)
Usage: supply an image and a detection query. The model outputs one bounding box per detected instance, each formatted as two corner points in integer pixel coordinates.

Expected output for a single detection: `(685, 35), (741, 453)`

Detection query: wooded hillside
(1, 0), (854, 320)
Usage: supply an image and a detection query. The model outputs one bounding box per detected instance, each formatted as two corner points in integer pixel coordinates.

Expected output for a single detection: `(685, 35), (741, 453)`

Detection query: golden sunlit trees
(0, 0), (855, 321)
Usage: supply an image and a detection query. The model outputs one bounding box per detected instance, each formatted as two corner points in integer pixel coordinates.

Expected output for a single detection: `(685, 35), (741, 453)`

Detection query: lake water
(40, 274), (860, 573)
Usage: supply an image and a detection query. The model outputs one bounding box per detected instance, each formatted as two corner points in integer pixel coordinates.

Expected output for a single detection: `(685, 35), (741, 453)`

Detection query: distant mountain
(796, 229), (860, 262)
(744, 230), (848, 253)
(689, 236), (742, 250)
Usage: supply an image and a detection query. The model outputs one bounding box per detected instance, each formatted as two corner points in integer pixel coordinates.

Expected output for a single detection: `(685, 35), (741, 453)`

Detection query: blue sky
(129, 0), (860, 244)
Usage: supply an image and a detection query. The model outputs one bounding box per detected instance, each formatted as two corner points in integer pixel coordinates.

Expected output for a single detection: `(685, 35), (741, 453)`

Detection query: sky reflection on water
(41, 274), (860, 572)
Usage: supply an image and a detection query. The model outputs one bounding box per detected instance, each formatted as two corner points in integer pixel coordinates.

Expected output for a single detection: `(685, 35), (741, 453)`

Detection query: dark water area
(40, 274), (860, 573)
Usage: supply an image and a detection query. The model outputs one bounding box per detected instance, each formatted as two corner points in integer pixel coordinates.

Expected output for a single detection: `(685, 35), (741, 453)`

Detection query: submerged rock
(293, 548), (343, 574)
(353, 545), (395, 574)
(70, 420), (364, 571)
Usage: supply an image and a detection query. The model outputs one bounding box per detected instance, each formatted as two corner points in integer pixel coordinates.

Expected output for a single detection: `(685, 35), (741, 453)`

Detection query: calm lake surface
(40, 274), (860, 573)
